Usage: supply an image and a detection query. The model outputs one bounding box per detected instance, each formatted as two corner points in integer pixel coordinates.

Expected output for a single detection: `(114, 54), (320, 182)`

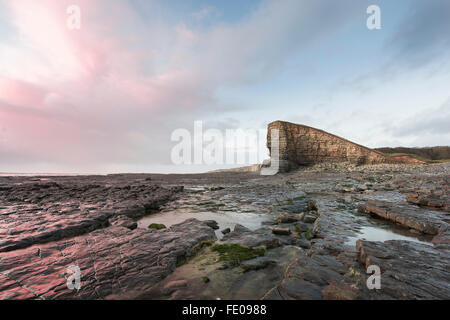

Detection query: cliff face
(267, 121), (387, 171)
(375, 146), (450, 161)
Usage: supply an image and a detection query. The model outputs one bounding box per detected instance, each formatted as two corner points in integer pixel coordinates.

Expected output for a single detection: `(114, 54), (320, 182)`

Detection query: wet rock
(306, 201), (318, 211)
(0, 180), (181, 252)
(273, 196), (310, 214)
(356, 185), (368, 192)
(293, 221), (312, 233)
(137, 246), (302, 300)
(432, 230), (450, 245)
(321, 280), (362, 300)
(261, 220), (277, 226)
(295, 238), (311, 249)
(205, 186), (224, 191)
(160, 280), (188, 296)
(169, 186), (185, 193)
(221, 228), (231, 235)
(1, 162), (448, 300)
(337, 188), (354, 193)
(241, 257), (275, 272)
(303, 214), (317, 224)
(0, 218), (216, 300)
(203, 220), (219, 230)
(406, 193), (450, 212)
(221, 225), (281, 249)
(108, 215), (137, 230)
(262, 250), (349, 300)
(358, 200), (448, 236)
(357, 240), (450, 299)
(201, 277), (210, 283)
(233, 224), (250, 233)
(271, 228), (291, 236)
(274, 213), (300, 224)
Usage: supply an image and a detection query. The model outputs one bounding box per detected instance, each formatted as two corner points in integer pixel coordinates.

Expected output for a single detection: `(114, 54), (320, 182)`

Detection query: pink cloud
(0, 0), (359, 172)
(0, 78), (48, 108)
(0, 0), (211, 171)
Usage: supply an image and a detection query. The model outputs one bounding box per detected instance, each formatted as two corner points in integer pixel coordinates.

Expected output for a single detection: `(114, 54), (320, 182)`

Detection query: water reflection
(346, 226), (433, 246)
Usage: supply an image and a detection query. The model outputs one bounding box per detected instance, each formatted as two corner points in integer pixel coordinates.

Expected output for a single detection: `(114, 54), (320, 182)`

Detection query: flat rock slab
(406, 193), (450, 212)
(358, 200), (449, 238)
(0, 219), (216, 300)
(0, 180), (181, 252)
(357, 240), (450, 299)
(138, 245), (304, 300)
(262, 250), (352, 300)
(263, 238), (450, 300)
(263, 194), (450, 300)
(220, 224), (300, 249)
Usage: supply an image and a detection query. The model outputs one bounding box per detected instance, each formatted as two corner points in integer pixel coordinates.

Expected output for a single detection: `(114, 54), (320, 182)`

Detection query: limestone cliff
(267, 121), (387, 171)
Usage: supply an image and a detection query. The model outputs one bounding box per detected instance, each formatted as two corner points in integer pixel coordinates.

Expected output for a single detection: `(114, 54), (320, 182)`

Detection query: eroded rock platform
(0, 218), (216, 299)
(1, 163), (449, 300)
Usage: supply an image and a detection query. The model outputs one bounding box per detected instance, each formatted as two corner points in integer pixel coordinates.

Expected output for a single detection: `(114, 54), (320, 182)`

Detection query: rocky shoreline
(0, 163), (449, 299)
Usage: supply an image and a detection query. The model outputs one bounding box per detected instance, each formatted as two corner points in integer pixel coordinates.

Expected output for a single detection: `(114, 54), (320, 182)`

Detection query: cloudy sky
(0, 0), (449, 173)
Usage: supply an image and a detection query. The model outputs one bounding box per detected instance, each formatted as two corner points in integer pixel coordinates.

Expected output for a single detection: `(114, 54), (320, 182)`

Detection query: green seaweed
(305, 228), (314, 240)
(212, 244), (265, 267)
(294, 224), (308, 234)
(148, 223), (166, 230)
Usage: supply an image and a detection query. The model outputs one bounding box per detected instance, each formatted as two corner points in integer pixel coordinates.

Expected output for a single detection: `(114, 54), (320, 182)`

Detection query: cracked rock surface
(0, 176), (181, 252)
(0, 218), (216, 300)
(1, 163), (449, 300)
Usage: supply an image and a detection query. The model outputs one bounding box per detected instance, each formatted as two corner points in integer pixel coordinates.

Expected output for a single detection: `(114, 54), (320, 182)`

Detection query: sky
(0, 0), (449, 173)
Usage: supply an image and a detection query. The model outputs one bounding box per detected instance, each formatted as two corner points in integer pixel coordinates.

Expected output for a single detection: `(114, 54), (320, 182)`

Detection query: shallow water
(363, 190), (407, 203)
(0, 173), (87, 177)
(138, 210), (271, 238)
(345, 226), (433, 246)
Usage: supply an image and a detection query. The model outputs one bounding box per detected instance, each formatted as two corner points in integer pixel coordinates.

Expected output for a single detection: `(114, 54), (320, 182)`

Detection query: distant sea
(0, 173), (88, 177)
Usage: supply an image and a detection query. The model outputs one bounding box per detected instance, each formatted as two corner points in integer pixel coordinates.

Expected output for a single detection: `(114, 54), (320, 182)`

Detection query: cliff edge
(266, 121), (425, 172)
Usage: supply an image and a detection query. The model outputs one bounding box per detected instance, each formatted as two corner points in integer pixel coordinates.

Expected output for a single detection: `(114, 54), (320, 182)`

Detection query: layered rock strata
(267, 121), (394, 172)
